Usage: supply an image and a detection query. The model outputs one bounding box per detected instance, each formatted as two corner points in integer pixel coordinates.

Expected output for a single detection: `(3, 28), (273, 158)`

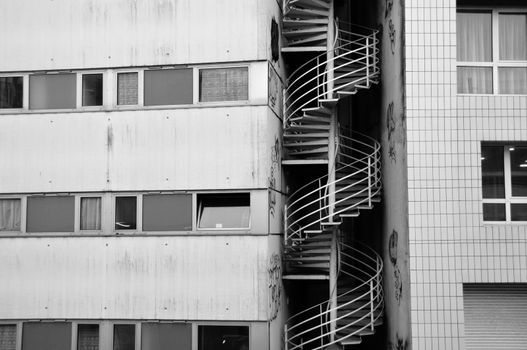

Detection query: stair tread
(282, 159), (329, 165)
(281, 46), (327, 52)
(282, 274), (329, 280)
(285, 6), (330, 17)
(292, 0), (331, 9)
(286, 33), (328, 46)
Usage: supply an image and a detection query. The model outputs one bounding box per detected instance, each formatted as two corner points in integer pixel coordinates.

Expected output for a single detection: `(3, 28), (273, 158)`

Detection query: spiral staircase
(281, 0), (383, 349)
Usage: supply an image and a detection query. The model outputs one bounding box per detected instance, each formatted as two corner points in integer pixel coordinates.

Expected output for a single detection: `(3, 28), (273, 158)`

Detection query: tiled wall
(405, 0), (527, 349)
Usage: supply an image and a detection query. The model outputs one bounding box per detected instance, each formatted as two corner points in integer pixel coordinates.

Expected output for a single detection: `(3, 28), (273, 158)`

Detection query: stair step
(286, 255), (330, 262)
(281, 46), (327, 52)
(283, 26), (328, 38)
(338, 211), (360, 218)
(283, 18), (329, 27)
(285, 6), (330, 18)
(286, 33), (328, 46)
(287, 147), (329, 156)
(321, 221), (342, 226)
(284, 139), (329, 149)
(284, 132), (329, 139)
(288, 124), (330, 131)
(337, 90), (358, 96)
(290, 115), (331, 124)
(282, 274), (329, 280)
(293, 0), (331, 9)
(302, 106), (332, 116)
(287, 262), (330, 269)
(319, 98), (339, 107)
(339, 336), (362, 346)
(282, 159), (329, 165)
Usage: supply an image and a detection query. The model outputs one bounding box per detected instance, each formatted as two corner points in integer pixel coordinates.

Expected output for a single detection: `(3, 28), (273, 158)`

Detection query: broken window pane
(115, 197), (137, 230)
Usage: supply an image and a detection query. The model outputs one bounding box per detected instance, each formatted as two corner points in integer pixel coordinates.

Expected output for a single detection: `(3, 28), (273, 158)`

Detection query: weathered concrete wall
(0, 0), (280, 71)
(0, 235), (273, 321)
(378, 0), (412, 349)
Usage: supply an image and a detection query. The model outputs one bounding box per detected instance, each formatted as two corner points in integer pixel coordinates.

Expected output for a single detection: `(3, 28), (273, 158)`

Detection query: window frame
(113, 194), (141, 232)
(114, 70), (144, 108)
(196, 65), (250, 105)
(457, 7), (527, 95)
(196, 192), (251, 231)
(80, 72), (105, 109)
(194, 323), (250, 350)
(0, 321), (22, 350)
(482, 144), (527, 223)
(0, 196), (25, 233)
(0, 74), (27, 110)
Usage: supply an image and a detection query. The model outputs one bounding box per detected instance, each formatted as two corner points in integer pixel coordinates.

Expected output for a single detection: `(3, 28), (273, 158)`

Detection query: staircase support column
(329, 228), (338, 343)
(326, 1), (335, 99)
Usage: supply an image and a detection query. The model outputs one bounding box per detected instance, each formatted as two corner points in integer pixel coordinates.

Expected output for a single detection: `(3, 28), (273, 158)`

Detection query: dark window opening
(115, 197), (137, 230)
(198, 326), (249, 350)
(82, 74), (103, 106)
(78, 324), (99, 350)
(113, 325), (135, 350)
(0, 76), (23, 108)
(197, 193), (250, 229)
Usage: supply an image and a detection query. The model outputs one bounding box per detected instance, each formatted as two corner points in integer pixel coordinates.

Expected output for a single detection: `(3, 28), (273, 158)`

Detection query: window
(80, 197), (102, 230)
(29, 73), (76, 109)
(197, 193), (250, 229)
(481, 144), (527, 221)
(115, 196), (137, 230)
(144, 69), (193, 106)
(141, 323), (191, 350)
(142, 194), (192, 231)
(26, 196), (75, 232)
(77, 324), (99, 350)
(113, 325), (135, 350)
(0, 199), (21, 231)
(82, 74), (103, 106)
(0, 324), (17, 350)
(199, 67), (248, 102)
(22, 322), (72, 350)
(117, 73), (138, 105)
(457, 9), (527, 94)
(198, 326), (249, 350)
(0, 77), (23, 108)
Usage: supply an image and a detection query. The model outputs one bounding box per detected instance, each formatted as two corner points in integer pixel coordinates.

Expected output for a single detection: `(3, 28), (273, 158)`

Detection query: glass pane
(200, 68), (248, 102)
(22, 322), (72, 350)
(27, 196), (75, 232)
(483, 203), (506, 221)
(0, 324), (16, 350)
(29, 74), (76, 109)
(141, 323), (191, 350)
(510, 146), (527, 197)
(0, 77), (23, 108)
(118, 73), (138, 105)
(115, 197), (137, 230)
(113, 325), (135, 350)
(198, 194), (250, 229)
(81, 197), (102, 230)
(511, 204), (527, 221)
(78, 325), (99, 350)
(143, 194), (192, 231)
(457, 11), (492, 62)
(198, 326), (249, 350)
(481, 145), (505, 198)
(0, 199), (21, 231)
(82, 74), (103, 106)
(499, 13), (527, 60)
(144, 69), (193, 106)
(457, 67), (493, 94)
(499, 68), (527, 95)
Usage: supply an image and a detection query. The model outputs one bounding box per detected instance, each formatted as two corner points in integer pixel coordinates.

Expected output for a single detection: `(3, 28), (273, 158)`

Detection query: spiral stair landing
(281, 0), (383, 349)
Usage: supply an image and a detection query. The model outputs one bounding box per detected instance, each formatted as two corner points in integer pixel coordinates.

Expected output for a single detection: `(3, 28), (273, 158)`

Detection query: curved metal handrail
(284, 129), (381, 245)
(285, 242), (384, 350)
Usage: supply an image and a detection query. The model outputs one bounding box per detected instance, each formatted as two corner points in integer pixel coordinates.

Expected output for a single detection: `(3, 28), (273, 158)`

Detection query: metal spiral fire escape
(281, 0), (384, 349)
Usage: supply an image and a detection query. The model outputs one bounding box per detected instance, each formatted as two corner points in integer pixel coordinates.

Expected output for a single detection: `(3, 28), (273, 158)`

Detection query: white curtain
(0, 199), (21, 231)
(457, 12), (492, 62)
(499, 68), (527, 94)
(500, 14), (527, 61)
(458, 67), (493, 94)
(80, 197), (101, 230)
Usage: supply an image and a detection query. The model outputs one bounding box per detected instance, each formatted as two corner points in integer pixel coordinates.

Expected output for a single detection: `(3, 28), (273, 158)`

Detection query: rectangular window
(77, 324), (99, 350)
(22, 322), (72, 350)
(0, 199), (21, 231)
(82, 74), (103, 106)
(113, 325), (135, 350)
(457, 9), (527, 94)
(144, 69), (193, 106)
(0, 77), (23, 109)
(0, 325), (17, 350)
(481, 144), (527, 221)
(198, 326), (249, 350)
(197, 193), (250, 229)
(27, 196), (75, 232)
(80, 197), (102, 230)
(199, 67), (248, 102)
(142, 194), (192, 231)
(117, 73), (138, 105)
(115, 197), (137, 230)
(29, 74), (76, 109)
(141, 323), (191, 350)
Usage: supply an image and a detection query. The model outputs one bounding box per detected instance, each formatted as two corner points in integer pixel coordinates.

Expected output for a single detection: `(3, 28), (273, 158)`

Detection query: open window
(113, 325), (135, 350)
(197, 193), (250, 229)
(198, 326), (249, 350)
(115, 197), (137, 230)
